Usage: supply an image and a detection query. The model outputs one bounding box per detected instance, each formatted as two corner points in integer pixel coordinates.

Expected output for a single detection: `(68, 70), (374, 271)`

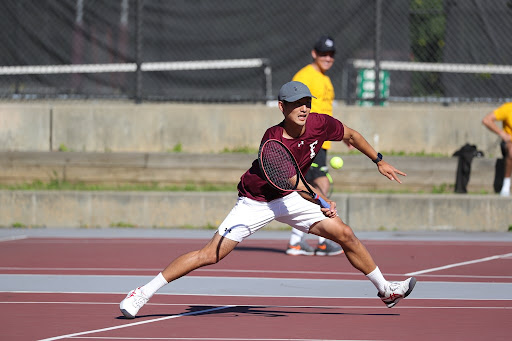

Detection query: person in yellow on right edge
(285, 35), (346, 256)
(482, 102), (512, 196)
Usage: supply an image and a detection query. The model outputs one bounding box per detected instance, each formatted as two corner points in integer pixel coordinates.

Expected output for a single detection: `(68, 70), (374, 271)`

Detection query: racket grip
(314, 194), (331, 208)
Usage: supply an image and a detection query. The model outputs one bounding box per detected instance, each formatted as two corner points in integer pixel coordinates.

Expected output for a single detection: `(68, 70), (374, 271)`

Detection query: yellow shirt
(293, 64), (335, 150)
(494, 102), (512, 136)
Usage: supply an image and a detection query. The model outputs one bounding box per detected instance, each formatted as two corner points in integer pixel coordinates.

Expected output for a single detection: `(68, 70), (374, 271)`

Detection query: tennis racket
(258, 139), (330, 208)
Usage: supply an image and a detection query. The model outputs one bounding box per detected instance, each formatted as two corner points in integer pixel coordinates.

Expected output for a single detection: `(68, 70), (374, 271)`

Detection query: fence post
(135, 0), (143, 104)
(374, 0), (382, 106)
(263, 59), (272, 103)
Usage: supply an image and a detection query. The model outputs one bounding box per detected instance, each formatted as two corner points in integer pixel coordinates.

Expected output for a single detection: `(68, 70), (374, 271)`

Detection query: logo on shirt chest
(309, 140), (318, 159)
(297, 140), (319, 159)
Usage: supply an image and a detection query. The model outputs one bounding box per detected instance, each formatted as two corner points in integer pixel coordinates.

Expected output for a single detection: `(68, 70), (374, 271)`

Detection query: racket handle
(314, 194), (331, 208)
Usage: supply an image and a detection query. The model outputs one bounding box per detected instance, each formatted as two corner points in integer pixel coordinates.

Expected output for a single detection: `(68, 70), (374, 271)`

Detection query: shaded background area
(0, 0), (511, 103)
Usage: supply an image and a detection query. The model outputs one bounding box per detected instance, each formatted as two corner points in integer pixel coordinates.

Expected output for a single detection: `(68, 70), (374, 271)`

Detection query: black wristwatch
(372, 152), (383, 164)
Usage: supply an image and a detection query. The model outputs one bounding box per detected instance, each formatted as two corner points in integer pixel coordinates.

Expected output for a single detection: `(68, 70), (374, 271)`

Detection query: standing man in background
(286, 35), (345, 256)
(482, 102), (512, 196)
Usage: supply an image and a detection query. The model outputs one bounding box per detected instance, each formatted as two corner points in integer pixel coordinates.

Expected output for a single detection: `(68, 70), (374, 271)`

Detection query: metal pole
(263, 59), (272, 103)
(135, 0), (143, 103)
(374, 0), (382, 105)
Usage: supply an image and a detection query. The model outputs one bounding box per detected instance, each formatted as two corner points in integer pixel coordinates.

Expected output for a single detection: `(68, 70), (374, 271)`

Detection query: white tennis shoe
(378, 277), (417, 308)
(120, 287), (149, 318)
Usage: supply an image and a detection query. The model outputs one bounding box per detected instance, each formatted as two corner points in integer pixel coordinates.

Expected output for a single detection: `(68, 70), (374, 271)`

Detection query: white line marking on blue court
(2, 267), (512, 280)
(405, 253), (512, 276)
(0, 235), (27, 242)
(66, 336), (379, 341)
(2, 301), (511, 310)
(37, 305), (235, 341)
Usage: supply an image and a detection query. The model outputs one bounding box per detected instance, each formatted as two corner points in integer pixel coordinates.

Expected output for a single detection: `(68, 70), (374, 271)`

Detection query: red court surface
(1, 235), (512, 340)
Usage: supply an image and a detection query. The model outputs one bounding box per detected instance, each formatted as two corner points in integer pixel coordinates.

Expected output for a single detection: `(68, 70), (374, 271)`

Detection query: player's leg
(285, 152), (330, 256)
(309, 217), (416, 308)
(309, 217), (375, 273)
(306, 149), (343, 255)
(120, 196), (277, 318)
(161, 232), (238, 282)
(501, 140), (512, 196)
(120, 233), (238, 318)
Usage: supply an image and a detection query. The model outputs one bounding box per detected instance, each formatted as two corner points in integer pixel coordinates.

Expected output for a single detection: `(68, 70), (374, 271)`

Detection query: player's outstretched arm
(342, 125), (407, 183)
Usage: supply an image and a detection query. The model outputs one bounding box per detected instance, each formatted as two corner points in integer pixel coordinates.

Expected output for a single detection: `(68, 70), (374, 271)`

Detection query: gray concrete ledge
(0, 102), (503, 156)
(1, 190), (510, 232)
(0, 151), (500, 192)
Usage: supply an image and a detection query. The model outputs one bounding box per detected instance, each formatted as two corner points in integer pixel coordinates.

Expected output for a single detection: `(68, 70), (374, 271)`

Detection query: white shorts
(217, 191), (327, 242)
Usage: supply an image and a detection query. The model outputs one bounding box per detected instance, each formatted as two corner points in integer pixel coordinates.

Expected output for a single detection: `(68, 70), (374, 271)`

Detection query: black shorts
(501, 141), (508, 158)
(305, 148), (328, 182)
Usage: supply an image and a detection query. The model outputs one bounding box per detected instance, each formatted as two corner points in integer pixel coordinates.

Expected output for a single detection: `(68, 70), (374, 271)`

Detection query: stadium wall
(1, 190), (509, 232)
(0, 102), (502, 156)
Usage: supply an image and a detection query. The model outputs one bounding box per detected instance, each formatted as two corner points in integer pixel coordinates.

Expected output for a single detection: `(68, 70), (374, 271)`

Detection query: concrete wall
(1, 101), (508, 232)
(0, 101), (502, 156)
(0, 151), (499, 193)
(1, 190), (510, 232)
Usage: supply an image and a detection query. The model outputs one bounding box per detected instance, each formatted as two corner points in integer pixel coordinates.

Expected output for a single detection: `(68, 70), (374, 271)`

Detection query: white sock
(366, 266), (388, 293)
(289, 229), (305, 245)
(141, 272), (168, 298)
(318, 237), (326, 244)
(501, 178), (511, 193)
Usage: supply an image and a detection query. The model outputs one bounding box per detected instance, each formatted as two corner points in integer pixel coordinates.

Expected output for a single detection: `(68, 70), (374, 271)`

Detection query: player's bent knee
(312, 218), (356, 245)
(336, 225), (357, 244)
(197, 249), (221, 266)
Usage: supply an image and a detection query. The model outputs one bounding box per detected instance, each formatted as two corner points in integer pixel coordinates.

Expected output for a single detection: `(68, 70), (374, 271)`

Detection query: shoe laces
(129, 288), (149, 308)
(387, 281), (402, 292)
(133, 295), (149, 308)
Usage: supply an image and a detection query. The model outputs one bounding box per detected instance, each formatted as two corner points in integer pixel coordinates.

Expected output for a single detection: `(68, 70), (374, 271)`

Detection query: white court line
(405, 253), (512, 276)
(0, 267), (363, 276)
(66, 336), (379, 341)
(38, 305), (234, 341)
(68, 336), (372, 341)
(3, 290), (512, 301)
(2, 301), (511, 310)
(0, 235), (27, 242)
(2, 267), (512, 280)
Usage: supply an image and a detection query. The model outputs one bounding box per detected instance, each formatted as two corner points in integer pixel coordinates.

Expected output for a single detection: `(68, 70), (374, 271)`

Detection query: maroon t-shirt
(237, 113), (344, 202)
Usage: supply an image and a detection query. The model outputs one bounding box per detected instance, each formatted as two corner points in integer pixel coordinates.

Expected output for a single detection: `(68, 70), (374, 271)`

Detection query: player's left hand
(321, 200), (338, 218)
(377, 161), (407, 183)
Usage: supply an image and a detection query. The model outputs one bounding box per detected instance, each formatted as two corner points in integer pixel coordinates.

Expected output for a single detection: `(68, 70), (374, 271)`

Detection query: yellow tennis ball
(330, 156), (344, 169)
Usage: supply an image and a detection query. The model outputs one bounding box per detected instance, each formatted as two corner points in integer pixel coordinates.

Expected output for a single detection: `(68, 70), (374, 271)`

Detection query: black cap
(314, 35), (336, 53)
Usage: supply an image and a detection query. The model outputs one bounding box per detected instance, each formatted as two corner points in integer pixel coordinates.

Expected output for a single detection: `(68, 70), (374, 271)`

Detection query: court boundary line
(1, 267), (512, 279)
(37, 305), (235, 341)
(0, 235), (27, 242)
(2, 290), (511, 301)
(2, 301), (512, 309)
(405, 253), (512, 276)
(65, 336), (372, 341)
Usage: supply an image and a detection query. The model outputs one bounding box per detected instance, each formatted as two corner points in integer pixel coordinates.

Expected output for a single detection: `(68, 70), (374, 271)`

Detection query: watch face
(374, 153), (382, 163)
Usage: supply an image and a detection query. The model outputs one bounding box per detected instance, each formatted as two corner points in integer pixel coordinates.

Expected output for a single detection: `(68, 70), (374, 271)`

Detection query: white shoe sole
(315, 250), (344, 256)
(120, 307), (135, 319)
(286, 249), (314, 256)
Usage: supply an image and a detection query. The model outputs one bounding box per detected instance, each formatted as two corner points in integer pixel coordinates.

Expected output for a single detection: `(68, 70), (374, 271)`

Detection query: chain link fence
(1, 0), (511, 104)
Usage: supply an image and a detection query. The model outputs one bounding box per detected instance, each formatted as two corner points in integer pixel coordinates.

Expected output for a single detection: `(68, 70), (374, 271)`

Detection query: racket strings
(261, 141), (298, 191)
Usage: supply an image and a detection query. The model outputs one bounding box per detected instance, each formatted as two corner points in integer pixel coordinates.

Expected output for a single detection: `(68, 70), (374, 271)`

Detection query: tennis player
(120, 81), (417, 318)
